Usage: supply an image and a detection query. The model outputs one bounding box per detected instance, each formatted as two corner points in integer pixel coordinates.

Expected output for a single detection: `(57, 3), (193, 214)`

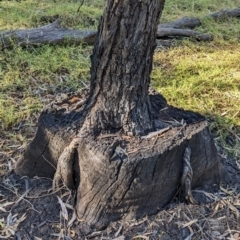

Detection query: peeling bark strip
(1, 8), (240, 49)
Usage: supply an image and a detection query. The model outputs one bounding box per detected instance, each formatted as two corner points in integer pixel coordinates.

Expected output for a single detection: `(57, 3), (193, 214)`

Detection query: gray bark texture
(15, 91), (224, 228)
(0, 19), (96, 49)
(15, 0), (226, 229)
(80, 0), (165, 136)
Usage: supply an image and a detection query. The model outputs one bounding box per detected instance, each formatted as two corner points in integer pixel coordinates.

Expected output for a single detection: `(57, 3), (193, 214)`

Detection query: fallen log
(210, 8), (240, 20)
(0, 19), (96, 49)
(0, 8), (239, 49)
(160, 17), (201, 29)
(157, 27), (213, 41)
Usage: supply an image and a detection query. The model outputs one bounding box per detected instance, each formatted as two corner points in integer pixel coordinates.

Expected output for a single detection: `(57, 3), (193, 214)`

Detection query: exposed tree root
(52, 138), (80, 190)
(181, 146), (197, 205)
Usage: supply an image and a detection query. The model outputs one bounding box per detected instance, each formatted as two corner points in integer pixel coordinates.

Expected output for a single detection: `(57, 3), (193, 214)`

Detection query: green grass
(152, 42), (240, 158)
(0, 0), (103, 30)
(162, 0), (240, 21)
(0, 44), (92, 129)
(0, 0), (239, 160)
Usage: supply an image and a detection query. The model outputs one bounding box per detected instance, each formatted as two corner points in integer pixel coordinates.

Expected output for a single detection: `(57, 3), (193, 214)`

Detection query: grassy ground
(0, 0), (239, 162)
(0, 0), (240, 239)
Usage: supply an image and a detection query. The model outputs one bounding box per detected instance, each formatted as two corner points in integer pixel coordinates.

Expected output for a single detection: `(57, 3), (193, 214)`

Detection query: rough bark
(15, 0), (226, 229)
(76, 121), (221, 228)
(1, 8), (239, 49)
(15, 90), (224, 228)
(79, 0), (165, 136)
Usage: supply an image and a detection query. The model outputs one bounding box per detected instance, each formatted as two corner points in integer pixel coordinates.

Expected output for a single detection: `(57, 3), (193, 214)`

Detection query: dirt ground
(1, 40), (240, 240)
(1, 117), (240, 240)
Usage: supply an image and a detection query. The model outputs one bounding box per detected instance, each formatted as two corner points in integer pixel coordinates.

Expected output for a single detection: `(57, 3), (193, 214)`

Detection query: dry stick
(157, 27), (213, 41)
(185, 207), (208, 239)
(0, 183), (40, 213)
(77, 0), (85, 13)
(210, 8), (240, 20)
(0, 179), (66, 200)
(41, 154), (56, 170)
(24, 186), (66, 199)
(97, 133), (119, 139)
(141, 126), (170, 139)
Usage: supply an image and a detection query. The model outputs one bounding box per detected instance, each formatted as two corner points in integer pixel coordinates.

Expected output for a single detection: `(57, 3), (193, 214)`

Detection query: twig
(0, 183), (40, 213)
(141, 127), (170, 139)
(42, 154), (56, 170)
(128, 124), (186, 154)
(77, 0), (84, 13)
(97, 133), (119, 139)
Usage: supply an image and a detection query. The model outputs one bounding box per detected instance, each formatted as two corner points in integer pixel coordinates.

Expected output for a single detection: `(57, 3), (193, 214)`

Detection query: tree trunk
(80, 0), (165, 136)
(15, 0), (225, 229)
(15, 90), (224, 228)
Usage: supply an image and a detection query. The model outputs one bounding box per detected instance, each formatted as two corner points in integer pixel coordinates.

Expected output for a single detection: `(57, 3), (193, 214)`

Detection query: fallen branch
(0, 19), (96, 49)
(157, 27), (213, 41)
(160, 17), (201, 29)
(210, 8), (240, 20)
(0, 8), (239, 49)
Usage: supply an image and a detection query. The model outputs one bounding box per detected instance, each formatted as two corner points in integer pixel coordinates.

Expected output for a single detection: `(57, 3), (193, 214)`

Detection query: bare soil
(1, 106), (240, 239)
(1, 159), (240, 240)
(0, 40), (240, 240)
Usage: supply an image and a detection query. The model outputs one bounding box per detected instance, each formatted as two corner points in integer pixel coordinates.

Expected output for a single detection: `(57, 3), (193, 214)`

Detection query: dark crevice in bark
(31, 140), (50, 171)
(112, 159), (123, 182)
(14, 0), (225, 229)
(117, 158), (145, 207)
(79, 0), (165, 137)
(83, 178), (109, 217)
(89, 199), (103, 225)
(151, 159), (158, 181)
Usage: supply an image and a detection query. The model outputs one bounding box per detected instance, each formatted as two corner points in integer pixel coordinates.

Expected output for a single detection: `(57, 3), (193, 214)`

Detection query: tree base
(75, 121), (221, 228)
(15, 90), (223, 228)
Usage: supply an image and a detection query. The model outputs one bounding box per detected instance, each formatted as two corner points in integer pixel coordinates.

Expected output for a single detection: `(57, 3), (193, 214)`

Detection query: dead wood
(160, 17), (201, 29)
(15, 90), (224, 228)
(157, 27), (213, 41)
(1, 8), (239, 49)
(0, 19), (96, 49)
(210, 8), (240, 20)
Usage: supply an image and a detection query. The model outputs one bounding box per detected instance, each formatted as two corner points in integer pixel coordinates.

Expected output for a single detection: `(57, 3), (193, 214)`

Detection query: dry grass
(0, 0), (240, 239)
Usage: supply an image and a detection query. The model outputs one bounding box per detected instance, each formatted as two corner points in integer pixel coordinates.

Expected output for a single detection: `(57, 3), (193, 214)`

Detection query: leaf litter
(0, 79), (240, 240)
